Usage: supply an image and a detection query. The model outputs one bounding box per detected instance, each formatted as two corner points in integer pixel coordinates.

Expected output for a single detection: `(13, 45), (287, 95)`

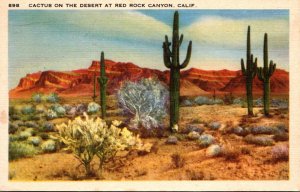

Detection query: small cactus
(97, 52), (108, 119)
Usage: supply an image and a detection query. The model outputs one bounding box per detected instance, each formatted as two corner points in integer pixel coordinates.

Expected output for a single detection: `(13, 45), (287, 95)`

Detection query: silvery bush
(51, 104), (66, 117)
(87, 102), (100, 114)
(31, 93), (43, 103)
(46, 93), (59, 103)
(117, 78), (169, 130)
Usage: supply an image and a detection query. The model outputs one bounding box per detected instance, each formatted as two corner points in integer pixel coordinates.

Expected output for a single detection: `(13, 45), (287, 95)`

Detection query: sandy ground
(9, 105), (289, 181)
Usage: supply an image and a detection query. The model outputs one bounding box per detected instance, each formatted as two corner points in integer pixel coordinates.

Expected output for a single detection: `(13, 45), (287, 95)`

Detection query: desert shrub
(57, 113), (141, 176)
(271, 99), (289, 109)
(198, 134), (215, 148)
(35, 104), (47, 113)
(31, 93), (43, 103)
(271, 145), (289, 161)
(66, 107), (77, 116)
(185, 170), (205, 180)
(9, 141), (39, 161)
(10, 114), (20, 121)
(221, 144), (241, 160)
(186, 124), (204, 134)
(9, 106), (18, 116)
(41, 122), (55, 132)
(12, 120), (24, 127)
(9, 134), (21, 142)
(9, 122), (18, 134)
(233, 97), (243, 105)
(87, 102), (100, 114)
(21, 105), (35, 115)
(251, 126), (278, 135)
(76, 104), (87, 115)
(194, 96), (214, 105)
(19, 130), (32, 140)
(41, 140), (56, 153)
(244, 135), (275, 146)
(9, 170), (16, 180)
(38, 132), (49, 140)
(24, 121), (38, 128)
(166, 135), (178, 144)
(223, 92), (235, 105)
(208, 121), (221, 130)
(27, 136), (41, 146)
(182, 99), (194, 106)
(273, 131), (289, 142)
(253, 98), (263, 107)
(136, 142), (153, 156)
(276, 123), (288, 132)
(232, 126), (250, 136)
(241, 146), (251, 155)
(46, 93), (59, 103)
(206, 144), (222, 157)
(46, 109), (58, 120)
(51, 104), (66, 117)
(171, 153), (185, 168)
(187, 131), (200, 140)
(172, 133), (186, 141)
(63, 104), (72, 112)
(117, 78), (168, 132)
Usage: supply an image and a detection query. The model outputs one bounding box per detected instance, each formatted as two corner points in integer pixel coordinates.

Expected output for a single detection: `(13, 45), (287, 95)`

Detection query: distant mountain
(9, 60), (289, 98)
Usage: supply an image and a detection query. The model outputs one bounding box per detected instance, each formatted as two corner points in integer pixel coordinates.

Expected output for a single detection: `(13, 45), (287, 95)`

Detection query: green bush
(27, 136), (41, 146)
(9, 122), (18, 134)
(46, 93), (59, 103)
(38, 132), (49, 140)
(32, 93), (43, 103)
(19, 130), (32, 140)
(9, 141), (39, 161)
(9, 134), (21, 142)
(41, 140), (57, 153)
(21, 105), (36, 115)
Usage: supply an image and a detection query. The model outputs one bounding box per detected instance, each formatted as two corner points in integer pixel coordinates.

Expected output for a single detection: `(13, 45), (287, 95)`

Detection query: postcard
(0, 0), (299, 191)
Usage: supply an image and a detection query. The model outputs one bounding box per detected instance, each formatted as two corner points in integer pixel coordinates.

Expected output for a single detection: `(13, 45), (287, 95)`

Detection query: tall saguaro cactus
(163, 11), (192, 131)
(241, 26), (257, 116)
(257, 33), (276, 116)
(97, 52), (108, 119)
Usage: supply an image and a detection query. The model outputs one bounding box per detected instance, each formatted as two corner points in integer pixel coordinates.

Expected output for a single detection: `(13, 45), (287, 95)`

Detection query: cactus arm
(180, 41), (192, 69)
(164, 35), (172, 56)
(241, 59), (246, 75)
(99, 77), (108, 85)
(269, 61), (276, 76)
(257, 67), (265, 82)
(163, 43), (172, 68)
(252, 57), (258, 78)
(179, 34), (184, 46)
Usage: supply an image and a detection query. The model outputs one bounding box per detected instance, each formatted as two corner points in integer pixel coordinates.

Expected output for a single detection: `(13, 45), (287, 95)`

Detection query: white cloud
(54, 11), (171, 43)
(183, 16), (288, 49)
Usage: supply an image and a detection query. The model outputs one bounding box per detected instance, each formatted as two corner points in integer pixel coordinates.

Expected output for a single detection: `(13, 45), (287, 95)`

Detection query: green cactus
(92, 68), (97, 101)
(97, 52), (108, 119)
(241, 26), (257, 116)
(257, 33), (276, 116)
(163, 11), (192, 131)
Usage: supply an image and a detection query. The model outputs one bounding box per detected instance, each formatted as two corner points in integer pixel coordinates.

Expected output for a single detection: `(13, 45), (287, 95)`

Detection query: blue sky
(9, 10), (289, 89)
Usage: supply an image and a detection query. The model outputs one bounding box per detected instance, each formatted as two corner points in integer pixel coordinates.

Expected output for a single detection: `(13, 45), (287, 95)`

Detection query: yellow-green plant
(57, 113), (140, 177)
